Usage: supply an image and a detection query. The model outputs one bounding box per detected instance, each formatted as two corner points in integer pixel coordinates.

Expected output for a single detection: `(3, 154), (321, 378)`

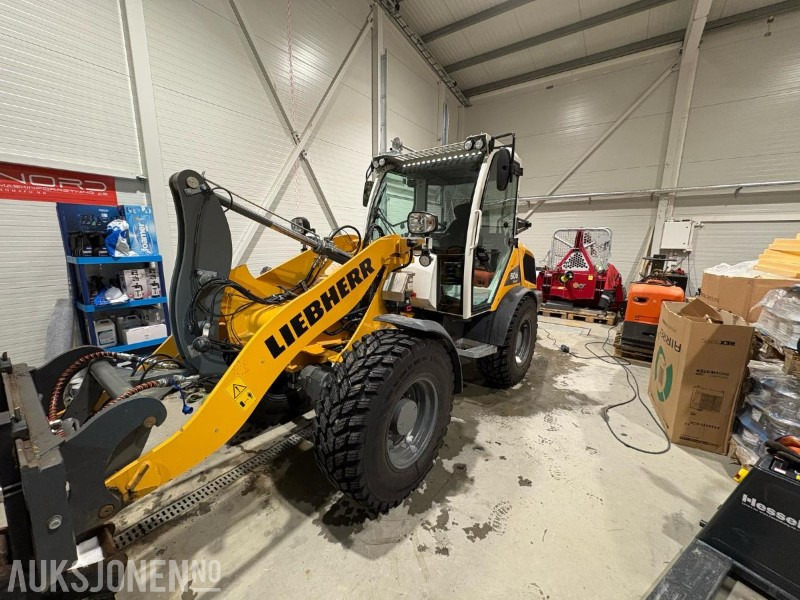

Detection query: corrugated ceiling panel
(528, 31), (587, 71)
(583, 11), (650, 54)
(578, 0), (636, 19)
(451, 64), (494, 91)
(714, 0), (779, 19)
(428, 32), (483, 67)
(514, 0), (583, 35)
(442, 0), (509, 21)
(480, 50), (537, 83)
(452, 11), (530, 56)
(646, 0), (693, 37)
(0, 0), (141, 175)
(398, 0), (454, 34)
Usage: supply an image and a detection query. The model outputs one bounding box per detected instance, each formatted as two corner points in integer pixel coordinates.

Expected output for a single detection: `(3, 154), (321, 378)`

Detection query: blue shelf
(76, 296), (168, 313)
(66, 255), (162, 265)
(104, 338), (168, 353)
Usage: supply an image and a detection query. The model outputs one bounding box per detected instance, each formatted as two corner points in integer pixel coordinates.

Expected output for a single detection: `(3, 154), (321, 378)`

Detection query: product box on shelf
(122, 323), (168, 345)
(121, 268), (149, 300)
(122, 205), (160, 256)
(145, 266), (162, 297)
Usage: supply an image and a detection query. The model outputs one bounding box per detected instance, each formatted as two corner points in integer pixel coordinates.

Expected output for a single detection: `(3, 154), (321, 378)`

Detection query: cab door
(463, 149), (519, 318)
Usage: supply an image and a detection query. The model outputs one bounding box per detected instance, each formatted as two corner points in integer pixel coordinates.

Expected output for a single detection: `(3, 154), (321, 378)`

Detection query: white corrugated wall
(673, 10), (800, 288)
(0, 0), (460, 364)
(466, 53), (680, 280)
(0, 0), (141, 364)
(141, 0), (457, 269)
(466, 11), (800, 292)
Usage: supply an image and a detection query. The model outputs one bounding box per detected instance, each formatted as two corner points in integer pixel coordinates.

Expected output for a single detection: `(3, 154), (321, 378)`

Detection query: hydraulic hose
(48, 351), (133, 423)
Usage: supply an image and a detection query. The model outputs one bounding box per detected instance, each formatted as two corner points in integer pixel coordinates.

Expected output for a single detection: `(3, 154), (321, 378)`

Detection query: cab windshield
(367, 163), (481, 251)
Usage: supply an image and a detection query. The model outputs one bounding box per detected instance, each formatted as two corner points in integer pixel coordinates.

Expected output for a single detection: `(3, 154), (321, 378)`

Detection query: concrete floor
(114, 318), (745, 599)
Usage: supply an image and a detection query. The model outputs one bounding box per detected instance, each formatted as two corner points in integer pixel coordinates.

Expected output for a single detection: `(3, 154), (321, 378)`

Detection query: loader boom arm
(105, 234), (409, 501)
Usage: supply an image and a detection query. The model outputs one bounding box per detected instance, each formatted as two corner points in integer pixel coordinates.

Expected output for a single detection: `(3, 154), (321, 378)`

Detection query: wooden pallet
(538, 305), (618, 326)
(612, 331), (653, 364)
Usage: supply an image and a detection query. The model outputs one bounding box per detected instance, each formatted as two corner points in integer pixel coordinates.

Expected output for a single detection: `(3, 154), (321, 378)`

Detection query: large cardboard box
(699, 271), (798, 322)
(648, 299), (754, 454)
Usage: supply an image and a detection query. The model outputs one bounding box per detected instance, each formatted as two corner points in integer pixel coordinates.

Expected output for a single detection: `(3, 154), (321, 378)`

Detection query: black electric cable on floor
(540, 324), (672, 455)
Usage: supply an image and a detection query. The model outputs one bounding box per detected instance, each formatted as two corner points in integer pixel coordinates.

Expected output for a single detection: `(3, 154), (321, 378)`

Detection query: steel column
(232, 13), (373, 265)
(372, 4), (387, 155)
(119, 0), (176, 286)
(652, 0), (712, 253)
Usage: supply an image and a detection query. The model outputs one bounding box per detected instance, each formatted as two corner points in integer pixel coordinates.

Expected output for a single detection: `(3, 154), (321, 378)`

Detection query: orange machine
(621, 277), (685, 354)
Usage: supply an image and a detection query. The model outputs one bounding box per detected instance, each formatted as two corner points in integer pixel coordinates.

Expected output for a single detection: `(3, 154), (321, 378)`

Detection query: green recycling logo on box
(654, 346), (673, 402)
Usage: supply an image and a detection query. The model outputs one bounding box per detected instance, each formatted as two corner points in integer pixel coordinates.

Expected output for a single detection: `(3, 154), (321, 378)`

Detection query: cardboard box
(699, 271), (799, 322)
(122, 323), (167, 345)
(648, 299), (754, 454)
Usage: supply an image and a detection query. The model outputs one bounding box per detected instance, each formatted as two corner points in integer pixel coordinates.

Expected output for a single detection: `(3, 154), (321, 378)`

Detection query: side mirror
(496, 149), (511, 191)
(516, 217), (531, 234)
(407, 211), (438, 235)
(362, 180), (374, 207)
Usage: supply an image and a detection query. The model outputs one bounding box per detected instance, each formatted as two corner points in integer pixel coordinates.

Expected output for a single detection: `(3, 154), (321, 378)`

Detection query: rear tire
(314, 329), (454, 513)
(477, 295), (538, 388)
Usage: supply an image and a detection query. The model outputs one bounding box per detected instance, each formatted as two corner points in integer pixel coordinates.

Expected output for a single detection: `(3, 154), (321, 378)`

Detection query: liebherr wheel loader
(0, 132), (540, 587)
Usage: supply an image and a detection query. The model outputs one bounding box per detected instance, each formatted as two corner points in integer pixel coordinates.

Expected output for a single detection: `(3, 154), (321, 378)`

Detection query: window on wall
(441, 102), (449, 145)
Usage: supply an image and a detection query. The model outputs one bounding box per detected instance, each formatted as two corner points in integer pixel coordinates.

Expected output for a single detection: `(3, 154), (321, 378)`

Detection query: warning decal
(227, 376), (255, 410)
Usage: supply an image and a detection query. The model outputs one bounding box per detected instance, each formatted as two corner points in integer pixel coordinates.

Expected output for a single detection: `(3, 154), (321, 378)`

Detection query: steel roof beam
(421, 0), (537, 43)
(464, 0), (800, 97)
(446, 0), (676, 73)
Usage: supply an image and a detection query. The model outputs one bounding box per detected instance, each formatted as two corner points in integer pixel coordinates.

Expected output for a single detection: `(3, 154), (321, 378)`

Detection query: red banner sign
(0, 162), (117, 205)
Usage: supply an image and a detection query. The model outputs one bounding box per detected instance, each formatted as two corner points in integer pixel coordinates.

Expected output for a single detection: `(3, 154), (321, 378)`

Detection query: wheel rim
(387, 376), (439, 469)
(514, 318), (533, 367)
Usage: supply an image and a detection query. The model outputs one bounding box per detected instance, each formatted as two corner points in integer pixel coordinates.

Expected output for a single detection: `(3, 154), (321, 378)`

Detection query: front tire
(314, 329), (454, 513)
(478, 295), (538, 388)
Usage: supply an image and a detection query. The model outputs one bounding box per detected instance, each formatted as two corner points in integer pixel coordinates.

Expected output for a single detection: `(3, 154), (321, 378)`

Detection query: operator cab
(364, 133), (524, 319)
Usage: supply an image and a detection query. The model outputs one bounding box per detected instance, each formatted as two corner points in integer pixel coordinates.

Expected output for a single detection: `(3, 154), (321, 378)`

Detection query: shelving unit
(57, 205), (170, 353)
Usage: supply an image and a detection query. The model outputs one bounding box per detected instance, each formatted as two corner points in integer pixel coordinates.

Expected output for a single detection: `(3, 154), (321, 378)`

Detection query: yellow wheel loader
(0, 132), (540, 588)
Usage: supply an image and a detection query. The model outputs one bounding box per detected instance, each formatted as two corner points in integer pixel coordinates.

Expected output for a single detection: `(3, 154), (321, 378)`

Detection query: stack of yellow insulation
(756, 235), (800, 277)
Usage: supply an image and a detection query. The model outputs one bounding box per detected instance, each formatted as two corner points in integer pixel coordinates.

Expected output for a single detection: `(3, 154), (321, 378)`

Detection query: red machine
(537, 228), (625, 312)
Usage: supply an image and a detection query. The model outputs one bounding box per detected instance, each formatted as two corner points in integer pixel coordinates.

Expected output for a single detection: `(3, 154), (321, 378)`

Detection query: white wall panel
(0, 200), (70, 365)
(0, 0), (139, 366)
(681, 11), (800, 186)
(0, 0), (140, 175)
(674, 191), (800, 291)
(467, 56), (678, 195)
(385, 25), (439, 150)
